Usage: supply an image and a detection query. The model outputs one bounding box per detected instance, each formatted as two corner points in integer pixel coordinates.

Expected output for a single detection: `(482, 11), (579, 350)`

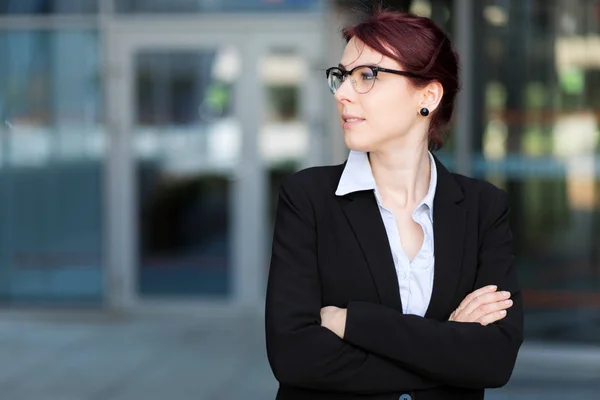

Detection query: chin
(344, 131), (376, 153)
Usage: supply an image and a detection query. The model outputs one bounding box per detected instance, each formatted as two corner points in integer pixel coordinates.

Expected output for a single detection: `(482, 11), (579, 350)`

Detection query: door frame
(104, 15), (325, 312)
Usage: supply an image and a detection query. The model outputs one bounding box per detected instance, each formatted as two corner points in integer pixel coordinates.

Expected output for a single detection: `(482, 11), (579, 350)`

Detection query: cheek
(365, 95), (412, 135)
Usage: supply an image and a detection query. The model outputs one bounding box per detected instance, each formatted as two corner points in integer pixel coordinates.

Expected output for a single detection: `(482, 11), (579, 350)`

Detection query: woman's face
(334, 37), (427, 153)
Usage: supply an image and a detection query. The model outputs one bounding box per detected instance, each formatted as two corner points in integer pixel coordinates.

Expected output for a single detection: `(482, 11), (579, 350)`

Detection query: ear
(420, 81), (444, 113)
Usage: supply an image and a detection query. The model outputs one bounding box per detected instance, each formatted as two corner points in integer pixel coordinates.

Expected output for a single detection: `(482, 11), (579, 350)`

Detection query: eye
(358, 67), (375, 81)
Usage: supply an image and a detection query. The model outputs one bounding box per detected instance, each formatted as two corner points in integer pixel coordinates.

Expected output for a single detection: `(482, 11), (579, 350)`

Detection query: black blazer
(265, 155), (524, 400)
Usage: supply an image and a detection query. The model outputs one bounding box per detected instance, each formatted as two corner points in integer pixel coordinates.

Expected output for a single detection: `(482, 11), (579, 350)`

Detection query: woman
(265, 8), (523, 400)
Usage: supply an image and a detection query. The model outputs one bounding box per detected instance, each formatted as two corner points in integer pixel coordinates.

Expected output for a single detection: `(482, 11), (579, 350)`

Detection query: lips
(342, 113), (365, 122)
(341, 113), (365, 128)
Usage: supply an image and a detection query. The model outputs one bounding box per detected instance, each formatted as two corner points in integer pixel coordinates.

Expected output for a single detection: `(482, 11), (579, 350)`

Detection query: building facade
(0, 0), (599, 344)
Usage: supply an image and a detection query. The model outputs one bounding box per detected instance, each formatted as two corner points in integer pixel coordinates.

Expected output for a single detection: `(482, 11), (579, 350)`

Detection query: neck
(368, 138), (431, 210)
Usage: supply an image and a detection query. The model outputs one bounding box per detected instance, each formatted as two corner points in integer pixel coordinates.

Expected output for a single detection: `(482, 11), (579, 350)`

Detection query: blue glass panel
(0, 30), (104, 303)
(0, 0), (97, 14)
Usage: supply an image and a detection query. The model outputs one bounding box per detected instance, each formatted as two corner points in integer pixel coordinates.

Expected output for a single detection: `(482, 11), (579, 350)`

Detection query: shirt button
(399, 271), (407, 280)
(400, 394), (412, 400)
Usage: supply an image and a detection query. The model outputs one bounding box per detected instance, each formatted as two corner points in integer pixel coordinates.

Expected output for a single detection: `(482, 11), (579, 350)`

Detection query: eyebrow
(338, 63), (380, 70)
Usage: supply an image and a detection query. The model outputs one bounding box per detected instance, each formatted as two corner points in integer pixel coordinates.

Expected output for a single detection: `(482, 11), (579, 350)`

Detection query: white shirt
(335, 150), (437, 316)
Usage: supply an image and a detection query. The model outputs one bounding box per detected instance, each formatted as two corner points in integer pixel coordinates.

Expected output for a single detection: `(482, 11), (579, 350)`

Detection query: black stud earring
(419, 107), (429, 117)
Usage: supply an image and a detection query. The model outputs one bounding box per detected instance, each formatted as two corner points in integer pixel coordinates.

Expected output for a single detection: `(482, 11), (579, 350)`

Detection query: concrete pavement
(0, 309), (597, 400)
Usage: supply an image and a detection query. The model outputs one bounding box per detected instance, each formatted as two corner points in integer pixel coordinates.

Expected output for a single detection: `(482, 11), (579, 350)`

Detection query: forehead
(340, 37), (400, 70)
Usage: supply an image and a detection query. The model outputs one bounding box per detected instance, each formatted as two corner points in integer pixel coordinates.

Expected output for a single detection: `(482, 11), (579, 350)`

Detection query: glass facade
(469, 0), (600, 343)
(343, 0), (600, 343)
(0, 30), (104, 302)
(0, 0), (322, 15)
(0, 0), (598, 345)
(0, 0), (98, 14)
(116, 0), (323, 14)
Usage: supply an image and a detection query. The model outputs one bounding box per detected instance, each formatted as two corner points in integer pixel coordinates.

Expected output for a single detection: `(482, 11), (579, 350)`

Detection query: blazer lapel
(425, 155), (467, 320)
(339, 191), (403, 312)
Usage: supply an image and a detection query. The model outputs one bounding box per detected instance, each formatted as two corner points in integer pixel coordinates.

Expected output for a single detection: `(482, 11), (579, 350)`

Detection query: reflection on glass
(134, 49), (241, 297)
(0, 31), (103, 302)
(476, 0), (600, 343)
(260, 50), (309, 236)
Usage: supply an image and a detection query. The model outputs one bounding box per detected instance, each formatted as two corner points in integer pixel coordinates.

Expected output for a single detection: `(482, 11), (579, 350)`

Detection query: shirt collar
(335, 150), (438, 221)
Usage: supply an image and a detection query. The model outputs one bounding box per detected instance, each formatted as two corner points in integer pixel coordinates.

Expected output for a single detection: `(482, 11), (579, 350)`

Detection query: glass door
(107, 27), (257, 307)
(132, 48), (240, 298)
(106, 19), (325, 308)
(109, 36), (247, 301)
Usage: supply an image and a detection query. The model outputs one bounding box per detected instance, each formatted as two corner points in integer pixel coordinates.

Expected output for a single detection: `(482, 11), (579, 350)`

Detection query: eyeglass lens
(327, 67), (376, 94)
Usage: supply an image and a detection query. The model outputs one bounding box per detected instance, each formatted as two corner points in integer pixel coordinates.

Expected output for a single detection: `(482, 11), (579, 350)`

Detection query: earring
(419, 107), (429, 117)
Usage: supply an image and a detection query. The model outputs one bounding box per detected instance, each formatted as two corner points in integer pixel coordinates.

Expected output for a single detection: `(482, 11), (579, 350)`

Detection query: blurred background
(0, 0), (599, 399)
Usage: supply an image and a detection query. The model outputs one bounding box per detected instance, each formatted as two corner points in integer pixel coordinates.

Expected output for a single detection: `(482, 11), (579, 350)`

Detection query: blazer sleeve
(343, 188), (524, 389)
(265, 174), (442, 394)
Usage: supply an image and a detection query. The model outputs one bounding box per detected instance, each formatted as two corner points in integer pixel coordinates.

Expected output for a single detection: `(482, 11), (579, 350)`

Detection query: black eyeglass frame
(325, 65), (426, 94)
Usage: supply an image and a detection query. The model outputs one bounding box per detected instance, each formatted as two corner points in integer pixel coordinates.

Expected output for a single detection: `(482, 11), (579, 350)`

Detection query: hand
(449, 285), (513, 326)
(320, 306), (347, 339)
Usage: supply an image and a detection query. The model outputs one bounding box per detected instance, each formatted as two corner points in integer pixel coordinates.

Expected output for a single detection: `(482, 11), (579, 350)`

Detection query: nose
(333, 77), (355, 104)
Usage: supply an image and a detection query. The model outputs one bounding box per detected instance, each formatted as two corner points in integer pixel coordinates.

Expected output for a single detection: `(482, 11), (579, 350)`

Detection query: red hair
(342, 9), (461, 150)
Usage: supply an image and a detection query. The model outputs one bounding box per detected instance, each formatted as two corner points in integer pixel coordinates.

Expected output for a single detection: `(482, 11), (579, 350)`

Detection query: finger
(453, 298), (513, 323)
(448, 310), (456, 321)
(478, 309), (508, 326)
(457, 285), (497, 311)
(469, 299), (513, 322)
(461, 290), (511, 317)
(459, 285), (497, 308)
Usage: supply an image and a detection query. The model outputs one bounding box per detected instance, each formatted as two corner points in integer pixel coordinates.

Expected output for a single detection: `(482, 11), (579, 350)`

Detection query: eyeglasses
(325, 65), (424, 95)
